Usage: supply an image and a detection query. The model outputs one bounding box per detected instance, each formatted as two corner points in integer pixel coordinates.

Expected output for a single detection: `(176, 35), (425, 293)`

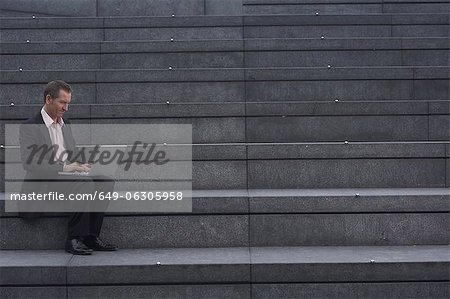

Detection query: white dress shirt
(41, 107), (68, 163)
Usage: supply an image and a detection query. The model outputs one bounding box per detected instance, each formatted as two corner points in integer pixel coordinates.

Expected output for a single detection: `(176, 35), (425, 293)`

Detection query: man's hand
(63, 162), (91, 172)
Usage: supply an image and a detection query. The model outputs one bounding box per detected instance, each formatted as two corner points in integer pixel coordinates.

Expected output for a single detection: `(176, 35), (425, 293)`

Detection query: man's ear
(45, 95), (52, 104)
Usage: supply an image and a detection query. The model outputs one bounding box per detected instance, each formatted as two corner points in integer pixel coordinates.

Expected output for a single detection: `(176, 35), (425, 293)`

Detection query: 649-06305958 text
(9, 191), (185, 201)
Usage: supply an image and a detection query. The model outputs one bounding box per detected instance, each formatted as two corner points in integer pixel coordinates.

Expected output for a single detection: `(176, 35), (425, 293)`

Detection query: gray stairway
(1, 0), (449, 298)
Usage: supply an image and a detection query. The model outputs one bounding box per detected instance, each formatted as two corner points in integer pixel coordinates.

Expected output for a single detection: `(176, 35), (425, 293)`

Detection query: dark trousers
(54, 175), (115, 239)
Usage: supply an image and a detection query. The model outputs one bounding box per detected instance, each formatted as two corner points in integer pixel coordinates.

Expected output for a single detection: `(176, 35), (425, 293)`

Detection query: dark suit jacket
(19, 112), (81, 218)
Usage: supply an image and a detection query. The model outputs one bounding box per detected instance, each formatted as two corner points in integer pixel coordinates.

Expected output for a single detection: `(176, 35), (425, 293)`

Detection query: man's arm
(19, 123), (63, 175)
(20, 122), (90, 174)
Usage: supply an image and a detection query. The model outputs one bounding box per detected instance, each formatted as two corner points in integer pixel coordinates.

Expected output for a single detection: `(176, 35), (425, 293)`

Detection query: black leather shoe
(84, 236), (118, 251)
(65, 238), (93, 255)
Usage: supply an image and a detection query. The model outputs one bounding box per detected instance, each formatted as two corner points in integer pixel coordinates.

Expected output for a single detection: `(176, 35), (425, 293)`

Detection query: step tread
(2, 245), (448, 267)
(1, 245), (448, 285)
(250, 245), (449, 263)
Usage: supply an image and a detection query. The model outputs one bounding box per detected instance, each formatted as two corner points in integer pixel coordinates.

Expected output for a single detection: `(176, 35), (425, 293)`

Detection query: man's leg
(58, 175), (117, 253)
(58, 177), (96, 255)
(83, 175), (117, 251)
(88, 176), (115, 237)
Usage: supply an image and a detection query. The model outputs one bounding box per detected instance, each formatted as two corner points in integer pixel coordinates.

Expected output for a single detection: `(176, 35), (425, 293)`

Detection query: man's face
(45, 89), (71, 120)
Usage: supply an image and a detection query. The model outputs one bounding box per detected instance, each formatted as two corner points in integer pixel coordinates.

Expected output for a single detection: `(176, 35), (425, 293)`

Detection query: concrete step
(5, 138), (441, 162)
(0, 16), (243, 42)
(245, 114), (448, 142)
(9, 38), (448, 55)
(244, 37), (449, 68)
(1, 211), (448, 249)
(245, 67), (449, 102)
(0, 245), (448, 298)
(1, 188), (448, 249)
(0, 0), (98, 17)
(1, 142), (449, 190)
(2, 102), (448, 143)
(1, 38), (448, 70)
(0, 0), (239, 18)
(244, 0), (450, 15)
(1, 100), (448, 119)
(1, 0), (448, 18)
(2, 14), (447, 30)
(1, 14), (448, 42)
(244, 14), (449, 38)
(1, 101), (448, 143)
(1, 67), (448, 105)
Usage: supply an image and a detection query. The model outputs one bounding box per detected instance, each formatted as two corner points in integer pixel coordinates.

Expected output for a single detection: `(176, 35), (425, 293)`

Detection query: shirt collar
(41, 107), (65, 128)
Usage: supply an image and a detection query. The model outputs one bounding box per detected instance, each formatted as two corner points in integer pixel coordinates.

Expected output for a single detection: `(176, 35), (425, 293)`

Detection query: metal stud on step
(0, 145), (4, 149)
(26, 40), (30, 43)
(32, 15), (36, 19)
(334, 99), (339, 103)
(370, 260), (375, 263)
(163, 143), (167, 146)
(166, 100), (170, 104)
(19, 68), (23, 72)
(156, 261), (161, 266)
(10, 102), (15, 106)
(170, 38), (174, 42)
(168, 66), (172, 70)
(327, 65), (331, 69)
(320, 36), (325, 40)
(355, 193), (360, 198)
(171, 13), (175, 17)
(344, 140), (349, 144)
(315, 12), (319, 16)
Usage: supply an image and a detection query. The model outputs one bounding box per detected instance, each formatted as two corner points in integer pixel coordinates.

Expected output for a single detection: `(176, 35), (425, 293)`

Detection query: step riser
(0, 0), (207, 17)
(1, 157), (448, 191)
(4, 38), (448, 54)
(2, 101), (448, 119)
(0, 82), (245, 104)
(3, 192), (449, 216)
(2, 0), (448, 17)
(244, 3), (450, 15)
(1, 285), (249, 299)
(0, 28), (243, 42)
(2, 25), (448, 42)
(3, 282), (446, 299)
(1, 80), (448, 105)
(252, 282), (449, 299)
(250, 213), (449, 247)
(1, 116), (448, 142)
(245, 26), (448, 38)
(2, 144), (448, 190)
(246, 80), (448, 102)
(1, 213), (448, 249)
(2, 50), (448, 70)
(247, 159), (448, 189)
(246, 50), (447, 68)
(246, 115), (447, 142)
(2, 143), (447, 162)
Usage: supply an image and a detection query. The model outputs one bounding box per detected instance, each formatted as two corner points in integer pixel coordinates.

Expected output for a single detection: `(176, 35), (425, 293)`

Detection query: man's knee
(93, 175), (115, 192)
(75, 178), (96, 194)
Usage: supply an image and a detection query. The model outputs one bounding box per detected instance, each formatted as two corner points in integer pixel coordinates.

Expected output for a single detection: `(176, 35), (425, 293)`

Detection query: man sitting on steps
(19, 80), (118, 255)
